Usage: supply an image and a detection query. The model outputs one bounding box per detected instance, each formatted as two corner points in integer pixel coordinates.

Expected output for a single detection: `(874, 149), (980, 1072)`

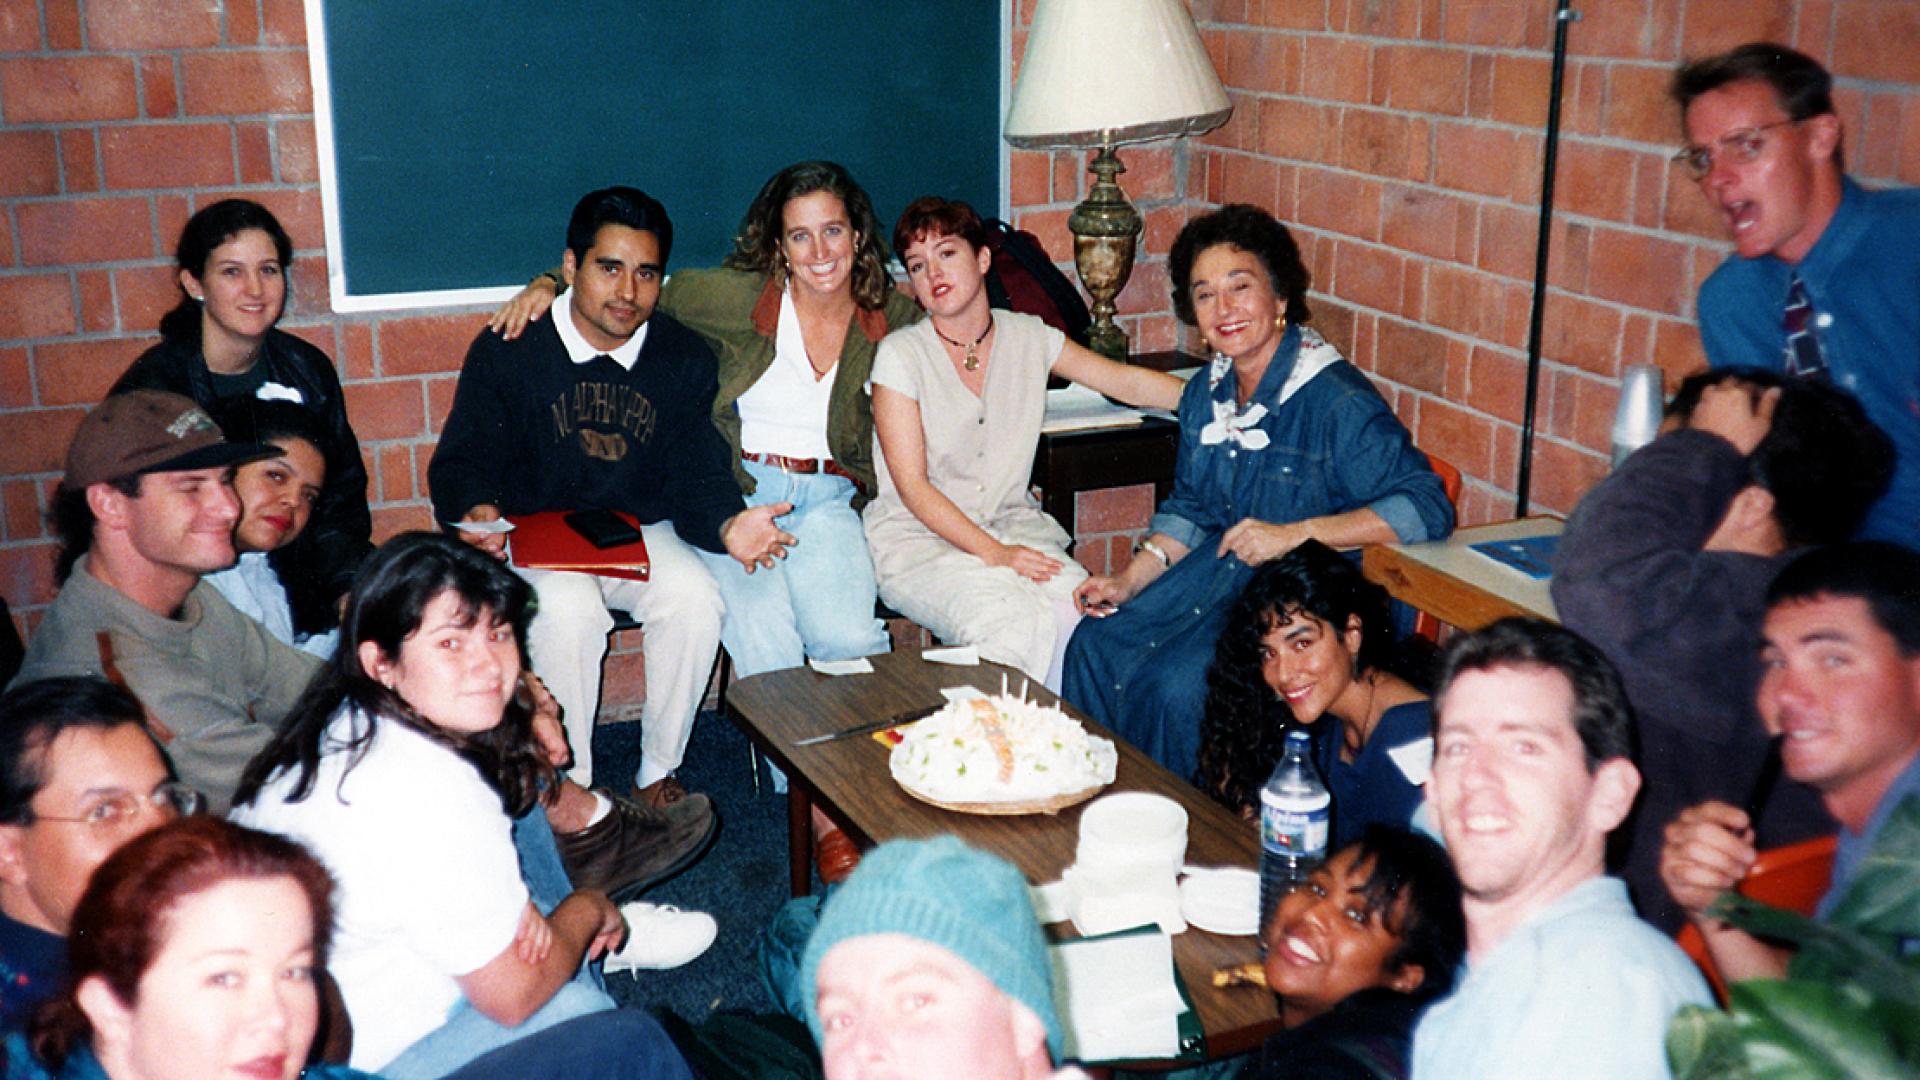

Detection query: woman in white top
(231, 533), (658, 1078)
(865, 197), (1182, 687)
(203, 402), (337, 658)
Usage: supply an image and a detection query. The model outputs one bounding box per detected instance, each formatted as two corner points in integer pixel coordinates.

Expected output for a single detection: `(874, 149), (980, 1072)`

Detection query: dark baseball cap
(62, 390), (277, 491)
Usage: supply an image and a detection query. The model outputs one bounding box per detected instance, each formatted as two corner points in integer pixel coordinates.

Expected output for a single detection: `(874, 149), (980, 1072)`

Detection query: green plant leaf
(1731, 979), (1911, 1079)
(1709, 894), (1920, 1007)
(1668, 1004), (1752, 1080)
(1822, 795), (1920, 940)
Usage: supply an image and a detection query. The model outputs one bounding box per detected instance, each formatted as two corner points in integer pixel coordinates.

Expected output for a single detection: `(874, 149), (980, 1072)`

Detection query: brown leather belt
(743, 451), (862, 489)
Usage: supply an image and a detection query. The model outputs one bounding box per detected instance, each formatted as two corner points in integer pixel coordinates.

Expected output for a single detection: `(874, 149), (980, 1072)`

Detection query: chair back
(1674, 834), (1837, 1003)
(1409, 452), (1465, 644)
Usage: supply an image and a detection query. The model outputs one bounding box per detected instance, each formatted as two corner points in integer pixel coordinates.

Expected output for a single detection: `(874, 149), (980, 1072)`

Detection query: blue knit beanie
(798, 836), (1063, 1058)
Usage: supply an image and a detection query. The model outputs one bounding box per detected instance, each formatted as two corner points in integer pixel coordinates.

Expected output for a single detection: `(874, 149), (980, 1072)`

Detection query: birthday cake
(890, 693), (1117, 813)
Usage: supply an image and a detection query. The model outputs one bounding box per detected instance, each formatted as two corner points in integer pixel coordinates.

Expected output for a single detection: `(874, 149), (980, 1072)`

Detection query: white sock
(635, 758), (673, 790)
(586, 791), (613, 827)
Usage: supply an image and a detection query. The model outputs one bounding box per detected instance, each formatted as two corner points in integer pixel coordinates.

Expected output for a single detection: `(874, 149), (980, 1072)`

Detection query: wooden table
(1362, 516), (1563, 630)
(725, 650), (1281, 1059)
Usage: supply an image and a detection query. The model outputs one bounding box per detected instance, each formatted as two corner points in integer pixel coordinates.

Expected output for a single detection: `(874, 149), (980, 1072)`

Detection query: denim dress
(1061, 325), (1452, 780)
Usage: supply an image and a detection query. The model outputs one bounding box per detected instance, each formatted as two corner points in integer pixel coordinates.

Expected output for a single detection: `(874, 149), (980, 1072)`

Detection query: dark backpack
(981, 218), (1093, 348)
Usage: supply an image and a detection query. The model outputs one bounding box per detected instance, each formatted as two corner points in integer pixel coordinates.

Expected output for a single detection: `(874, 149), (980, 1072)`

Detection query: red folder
(505, 511), (650, 581)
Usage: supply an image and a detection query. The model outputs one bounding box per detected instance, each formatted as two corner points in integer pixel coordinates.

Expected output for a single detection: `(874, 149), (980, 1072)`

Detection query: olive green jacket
(659, 267), (922, 506)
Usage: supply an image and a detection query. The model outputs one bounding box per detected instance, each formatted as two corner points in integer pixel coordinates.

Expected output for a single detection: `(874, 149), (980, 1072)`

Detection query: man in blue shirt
(1675, 42), (1920, 547)
(1412, 620), (1709, 1079)
(0, 677), (183, 1029)
(1660, 542), (1920, 983)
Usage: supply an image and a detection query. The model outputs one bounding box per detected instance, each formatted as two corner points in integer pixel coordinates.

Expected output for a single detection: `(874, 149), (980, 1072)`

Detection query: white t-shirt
(231, 707), (529, 1071)
(735, 286), (835, 459)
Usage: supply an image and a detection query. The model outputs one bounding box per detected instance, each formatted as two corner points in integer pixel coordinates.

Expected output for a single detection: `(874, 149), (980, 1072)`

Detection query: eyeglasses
(1672, 120), (1799, 180)
(30, 783), (204, 829)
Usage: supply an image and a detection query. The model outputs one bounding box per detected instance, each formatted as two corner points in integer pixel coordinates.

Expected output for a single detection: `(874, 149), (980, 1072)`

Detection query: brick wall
(4, 0), (1917, 657)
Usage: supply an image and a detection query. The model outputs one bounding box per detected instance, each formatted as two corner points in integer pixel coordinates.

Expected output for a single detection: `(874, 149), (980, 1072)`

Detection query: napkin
(1051, 930), (1186, 1061)
(923, 646), (980, 666)
(807, 657), (874, 676)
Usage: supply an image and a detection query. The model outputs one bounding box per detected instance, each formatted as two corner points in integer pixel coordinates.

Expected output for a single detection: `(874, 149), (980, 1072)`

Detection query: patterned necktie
(1782, 274), (1829, 379)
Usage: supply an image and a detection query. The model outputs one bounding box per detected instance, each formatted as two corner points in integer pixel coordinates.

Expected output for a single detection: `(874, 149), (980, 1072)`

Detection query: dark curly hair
(1168, 204), (1312, 327)
(232, 531), (556, 818)
(1196, 541), (1393, 813)
(722, 160), (894, 311)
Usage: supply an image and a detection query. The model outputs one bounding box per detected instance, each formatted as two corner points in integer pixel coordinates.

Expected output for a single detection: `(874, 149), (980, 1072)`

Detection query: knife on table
(793, 702), (943, 747)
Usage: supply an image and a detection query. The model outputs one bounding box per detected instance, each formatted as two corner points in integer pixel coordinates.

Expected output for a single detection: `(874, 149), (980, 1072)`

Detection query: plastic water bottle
(1258, 729), (1330, 944)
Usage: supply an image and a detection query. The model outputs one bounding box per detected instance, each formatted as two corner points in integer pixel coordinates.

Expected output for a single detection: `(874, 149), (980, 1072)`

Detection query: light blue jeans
(380, 809), (613, 1079)
(701, 458), (889, 676)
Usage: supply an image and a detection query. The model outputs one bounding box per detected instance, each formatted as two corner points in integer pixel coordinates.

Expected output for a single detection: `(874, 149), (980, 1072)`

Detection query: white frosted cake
(890, 693), (1118, 809)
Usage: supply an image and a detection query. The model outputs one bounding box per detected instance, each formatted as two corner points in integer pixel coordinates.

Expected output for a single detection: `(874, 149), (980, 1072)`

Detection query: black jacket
(113, 329), (374, 618)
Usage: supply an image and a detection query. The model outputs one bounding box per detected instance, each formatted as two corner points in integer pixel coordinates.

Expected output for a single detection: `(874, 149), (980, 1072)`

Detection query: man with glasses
(1673, 42), (1920, 548)
(0, 676), (193, 1028)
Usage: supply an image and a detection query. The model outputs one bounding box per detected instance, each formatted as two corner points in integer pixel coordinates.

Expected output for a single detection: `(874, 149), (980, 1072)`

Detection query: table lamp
(1005, 0), (1232, 361)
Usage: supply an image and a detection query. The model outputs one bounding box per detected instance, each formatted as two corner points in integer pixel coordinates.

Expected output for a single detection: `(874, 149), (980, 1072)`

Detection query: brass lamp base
(1068, 146), (1142, 362)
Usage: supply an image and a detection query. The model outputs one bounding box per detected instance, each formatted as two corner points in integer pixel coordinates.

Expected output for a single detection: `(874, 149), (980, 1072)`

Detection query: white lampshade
(1006, 0), (1231, 149)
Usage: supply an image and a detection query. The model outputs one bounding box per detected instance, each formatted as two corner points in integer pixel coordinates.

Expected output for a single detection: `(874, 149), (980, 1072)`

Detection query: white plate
(1179, 867), (1260, 936)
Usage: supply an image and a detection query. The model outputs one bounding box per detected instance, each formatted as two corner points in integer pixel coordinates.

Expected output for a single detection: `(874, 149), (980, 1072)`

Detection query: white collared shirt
(735, 285), (835, 459)
(552, 289), (649, 370)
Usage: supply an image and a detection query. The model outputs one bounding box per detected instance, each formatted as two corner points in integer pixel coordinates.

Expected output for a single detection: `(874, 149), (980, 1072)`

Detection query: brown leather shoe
(815, 825), (861, 885)
(631, 775), (688, 808)
(556, 789), (717, 903)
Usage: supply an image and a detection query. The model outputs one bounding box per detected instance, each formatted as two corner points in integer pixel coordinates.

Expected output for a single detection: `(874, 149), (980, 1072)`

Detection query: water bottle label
(1259, 791), (1329, 858)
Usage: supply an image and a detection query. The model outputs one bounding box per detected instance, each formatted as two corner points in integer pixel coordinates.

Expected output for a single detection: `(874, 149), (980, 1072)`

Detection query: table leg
(787, 785), (813, 898)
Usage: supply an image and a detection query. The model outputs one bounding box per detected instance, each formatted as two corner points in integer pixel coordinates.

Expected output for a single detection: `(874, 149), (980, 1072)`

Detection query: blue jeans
(442, 1010), (695, 1080)
(380, 810), (614, 1079)
(701, 459), (889, 678)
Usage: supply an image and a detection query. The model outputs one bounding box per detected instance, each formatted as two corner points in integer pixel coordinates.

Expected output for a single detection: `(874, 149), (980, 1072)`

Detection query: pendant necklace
(933, 318), (992, 371)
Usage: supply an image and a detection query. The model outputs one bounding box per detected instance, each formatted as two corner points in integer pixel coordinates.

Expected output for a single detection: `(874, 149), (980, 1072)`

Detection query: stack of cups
(1069, 793), (1189, 936)
(1611, 364), (1666, 467)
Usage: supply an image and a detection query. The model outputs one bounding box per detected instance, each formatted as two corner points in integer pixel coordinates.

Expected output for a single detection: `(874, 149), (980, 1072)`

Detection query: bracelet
(540, 270), (565, 291)
(1136, 538), (1172, 569)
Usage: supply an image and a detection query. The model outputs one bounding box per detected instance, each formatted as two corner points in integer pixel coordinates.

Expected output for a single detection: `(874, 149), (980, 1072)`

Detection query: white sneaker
(604, 902), (717, 973)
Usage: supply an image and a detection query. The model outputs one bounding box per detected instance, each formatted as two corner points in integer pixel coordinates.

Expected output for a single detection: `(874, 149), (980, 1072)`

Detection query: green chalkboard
(308, 1), (1003, 308)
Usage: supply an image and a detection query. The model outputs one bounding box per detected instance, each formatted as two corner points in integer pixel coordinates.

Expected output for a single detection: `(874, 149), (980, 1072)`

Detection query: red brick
(1302, 38), (1372, 104)
(1562, 59), (1607, 139)
(1141, 205), (1189, 259)
(342, 379), (425, 441)
(1374, 45), (1469, 116)
(1331, 241), (1404, 314)
(376, 444), (413, 503)
(1604, 64), (1680, 147)
(1435, 123), (1524, 200)
(1297, 168), (1381, 240)
(180, 51), (313, 116)
(1011, 208), (1071, 264)
(0, 407), (83, 474)
(425, 374), (459, 434)
(3, 479), (44, 542)
(1630, 151), (1668, 230)
(75, 270), (114, 333)
(1412, 397), (1494, 478)
(1115, 261), (1170, 318)
(1050, 151), (1084, 203)
(114, 264), (183, 332)
(1577, 0), (1657, 60)
(1541, 292), (1623, 376)
(1678, 0), (1792, 56)
(1345, 0), (1418, 36)
(102, 123), (236, 190)
(1900, 100), (1920, 188)
(1382, 185), (1464, 261)
(18, 198), (153, 266)
(1376, 318), (1449, 395)
(1653, 318), (1707, 380)
(1466, 344), (1526, 421)
(0, 1), (38, 50)
(0, 272), (77, 336)
(1119, 146), (1178, 201)
(43, 0), (79, 49)
(285, 258), (329, 318)
(370, 505), (434, 544)
(155, 195), (191, 253)
(87, 0), (220, 48)
(1585, 227), (1688, 315)
(1267, 0), (1328, 29)
(1203, 91), (1261, 155)
(1552, 370), (1617, 453)
(227, 0), (262, 43)
(1796, 0), (1837, 64)
(0, 347), (31, 407)
(1258, 96), (1336, 164)
(237, 122), (274, 184)
(1216, 154), (1277, 213)
(263, 0), (306, 44)
(1009, 150), (1048, 208)
(35, 337), (146, 406)
(1075, 484), (1154, 534)
(1465, 53), (1494, 119)
(1475, 202), (1538, 281)
(1857, 93), (1904, 181)
(196, 188), (322, 253)
(336, 322), (375, 380)
(0, 543), (57, 609)
(274, 119), (319, 184)
(1659, 165), (1724, 240)
(1, 57), (138, 123)
(1527, 438), (1608, 516)
(56, 129), (99, 193)
(136, 54), (178, 119)
(1552, 141), (1638, 224)
(1438, 0), (1534, 47)
(411, 447), (433, 505)
(1486, 54), (1548, 128)
(1339, 109), (1428, 181)
(1421, 263), (1500, 339)
(1, 133), (57, 202)
(1835, 2), (1920, 82)
(376, 314), (488, 377)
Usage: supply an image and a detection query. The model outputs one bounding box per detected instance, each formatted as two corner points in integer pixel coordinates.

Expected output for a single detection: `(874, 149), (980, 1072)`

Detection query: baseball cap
(62, 390), (276, 491)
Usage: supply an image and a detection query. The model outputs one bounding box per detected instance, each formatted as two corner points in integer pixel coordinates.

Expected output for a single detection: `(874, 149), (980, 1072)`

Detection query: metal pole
(1515, 0), (1579, 517)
